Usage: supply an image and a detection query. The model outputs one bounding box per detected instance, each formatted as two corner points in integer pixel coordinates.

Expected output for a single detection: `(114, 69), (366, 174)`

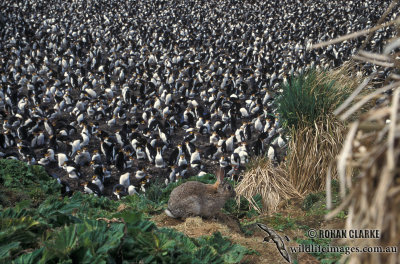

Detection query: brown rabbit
(165, 168), (236, 218)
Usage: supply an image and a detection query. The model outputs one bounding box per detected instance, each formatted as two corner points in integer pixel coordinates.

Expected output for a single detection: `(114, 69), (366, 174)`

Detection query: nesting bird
(0, 0), (392, 199)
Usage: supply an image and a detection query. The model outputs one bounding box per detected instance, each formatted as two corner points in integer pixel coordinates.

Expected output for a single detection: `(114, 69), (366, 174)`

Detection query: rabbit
(165, 167), (236, 219)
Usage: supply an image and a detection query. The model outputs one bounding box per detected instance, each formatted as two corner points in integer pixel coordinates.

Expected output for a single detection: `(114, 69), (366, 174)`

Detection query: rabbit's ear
(217, 167), (225, 182)
(213, 167), (225, 189)
(216, 167), (225, 183)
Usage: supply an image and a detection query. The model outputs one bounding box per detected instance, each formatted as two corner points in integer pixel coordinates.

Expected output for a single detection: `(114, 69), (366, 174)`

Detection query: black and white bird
(0, 0), (391, 200)
(155, 147), (165, 168)
(83, 181), (102, 196)
(113, 184), (128, 200)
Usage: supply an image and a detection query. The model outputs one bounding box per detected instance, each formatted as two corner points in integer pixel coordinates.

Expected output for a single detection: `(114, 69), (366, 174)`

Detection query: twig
(310, 18), (399, 49)
(359, 0), (400, 50)
(353, 55), (395, 67)
(337, 121), (359, 198)
(383, 37), (400, 55)
(326, 161), (333, 210)
(339, 81), (400, 121)
(358, 50), (392, 62)
(333, 74), (375, 116)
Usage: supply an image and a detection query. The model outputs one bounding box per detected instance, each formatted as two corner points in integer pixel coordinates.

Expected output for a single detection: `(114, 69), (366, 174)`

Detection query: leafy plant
(41, 225), (79, 262)
(123, 192), (166, 214)
(302, 192), (325, 211)
(0, 160), (51, 188)
(0, 161), (252, 263)
(41, 220), (125, 263)
(0, 189), (251, 263)
(302, 180), (346, 218)
(0, 207), (47, 262)
(223, 194), (262, 218)
(0, 159), (60, 207)
(0, 242), (21, 262)
(12, 248), (44, 264)
(266, 213), (297, 231)
(115, 211), (252, 263)
(196, 232), (250, 263)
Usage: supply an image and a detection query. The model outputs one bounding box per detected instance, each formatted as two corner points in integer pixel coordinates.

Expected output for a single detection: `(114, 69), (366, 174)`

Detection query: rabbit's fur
(165, 168), (235, 218)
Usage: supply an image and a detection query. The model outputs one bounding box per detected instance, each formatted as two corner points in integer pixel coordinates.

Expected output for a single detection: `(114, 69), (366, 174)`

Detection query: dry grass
(327, 94), (400, 264)
(276, 62), (360, 196)
(286, 117), (347, 195)
(235, 157), (302, 213)
(317, 61), (363, 99)
(237, 55), (360, 213)
(316, 1), (400, 262)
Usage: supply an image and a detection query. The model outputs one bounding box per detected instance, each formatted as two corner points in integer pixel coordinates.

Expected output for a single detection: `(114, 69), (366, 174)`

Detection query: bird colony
(0, 0), (394, 198)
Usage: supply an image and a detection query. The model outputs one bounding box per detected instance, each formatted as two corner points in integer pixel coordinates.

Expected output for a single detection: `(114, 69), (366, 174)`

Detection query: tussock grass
(240, 61), (359, 211)
(317, 1), (400, 262)
(275, 62), (361, 196)
(327, 91), (400, 264)
(277, 69), (352, 129)
(235, 157), (302, 213)
(286, 117), (347, 195)
(324, 61), (364, 95)
(274, 66), (356, 197)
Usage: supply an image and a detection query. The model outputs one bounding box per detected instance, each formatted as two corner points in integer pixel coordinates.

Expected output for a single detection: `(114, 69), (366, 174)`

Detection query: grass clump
(285, 117), (347, 194)
(277, 69), (350, 129)
(235, 157), (302, 213)
(270, 65), (359, 197)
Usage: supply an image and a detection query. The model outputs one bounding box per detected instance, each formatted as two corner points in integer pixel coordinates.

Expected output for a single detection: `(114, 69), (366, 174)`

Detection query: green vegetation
(265, 213), (297, 232)
(295, 181), (347, 263)
(0, 159), (253, 263)
(223, 194), (263, 219)
(302, 192), (325, 211)
(0, 157), (348, 264)
(276, 69), (349, 193)
(0, 159), (60, 208)
(277, 70), (349, 129)
(238, 67), (357, 263)
(302, 180), (346, 218)
(1, 194), (251, 263)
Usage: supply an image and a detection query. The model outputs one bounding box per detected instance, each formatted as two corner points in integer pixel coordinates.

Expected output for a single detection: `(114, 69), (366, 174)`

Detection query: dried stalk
(311, 18), (399, 49)
(324, 1), (400, 262)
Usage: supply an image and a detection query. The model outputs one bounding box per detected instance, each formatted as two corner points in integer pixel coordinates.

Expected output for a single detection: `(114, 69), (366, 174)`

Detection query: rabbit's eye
(227, 185), (231, 190)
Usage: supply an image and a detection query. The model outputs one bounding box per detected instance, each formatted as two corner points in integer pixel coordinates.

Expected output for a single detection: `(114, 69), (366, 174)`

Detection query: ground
(151, 196), (346, 264)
